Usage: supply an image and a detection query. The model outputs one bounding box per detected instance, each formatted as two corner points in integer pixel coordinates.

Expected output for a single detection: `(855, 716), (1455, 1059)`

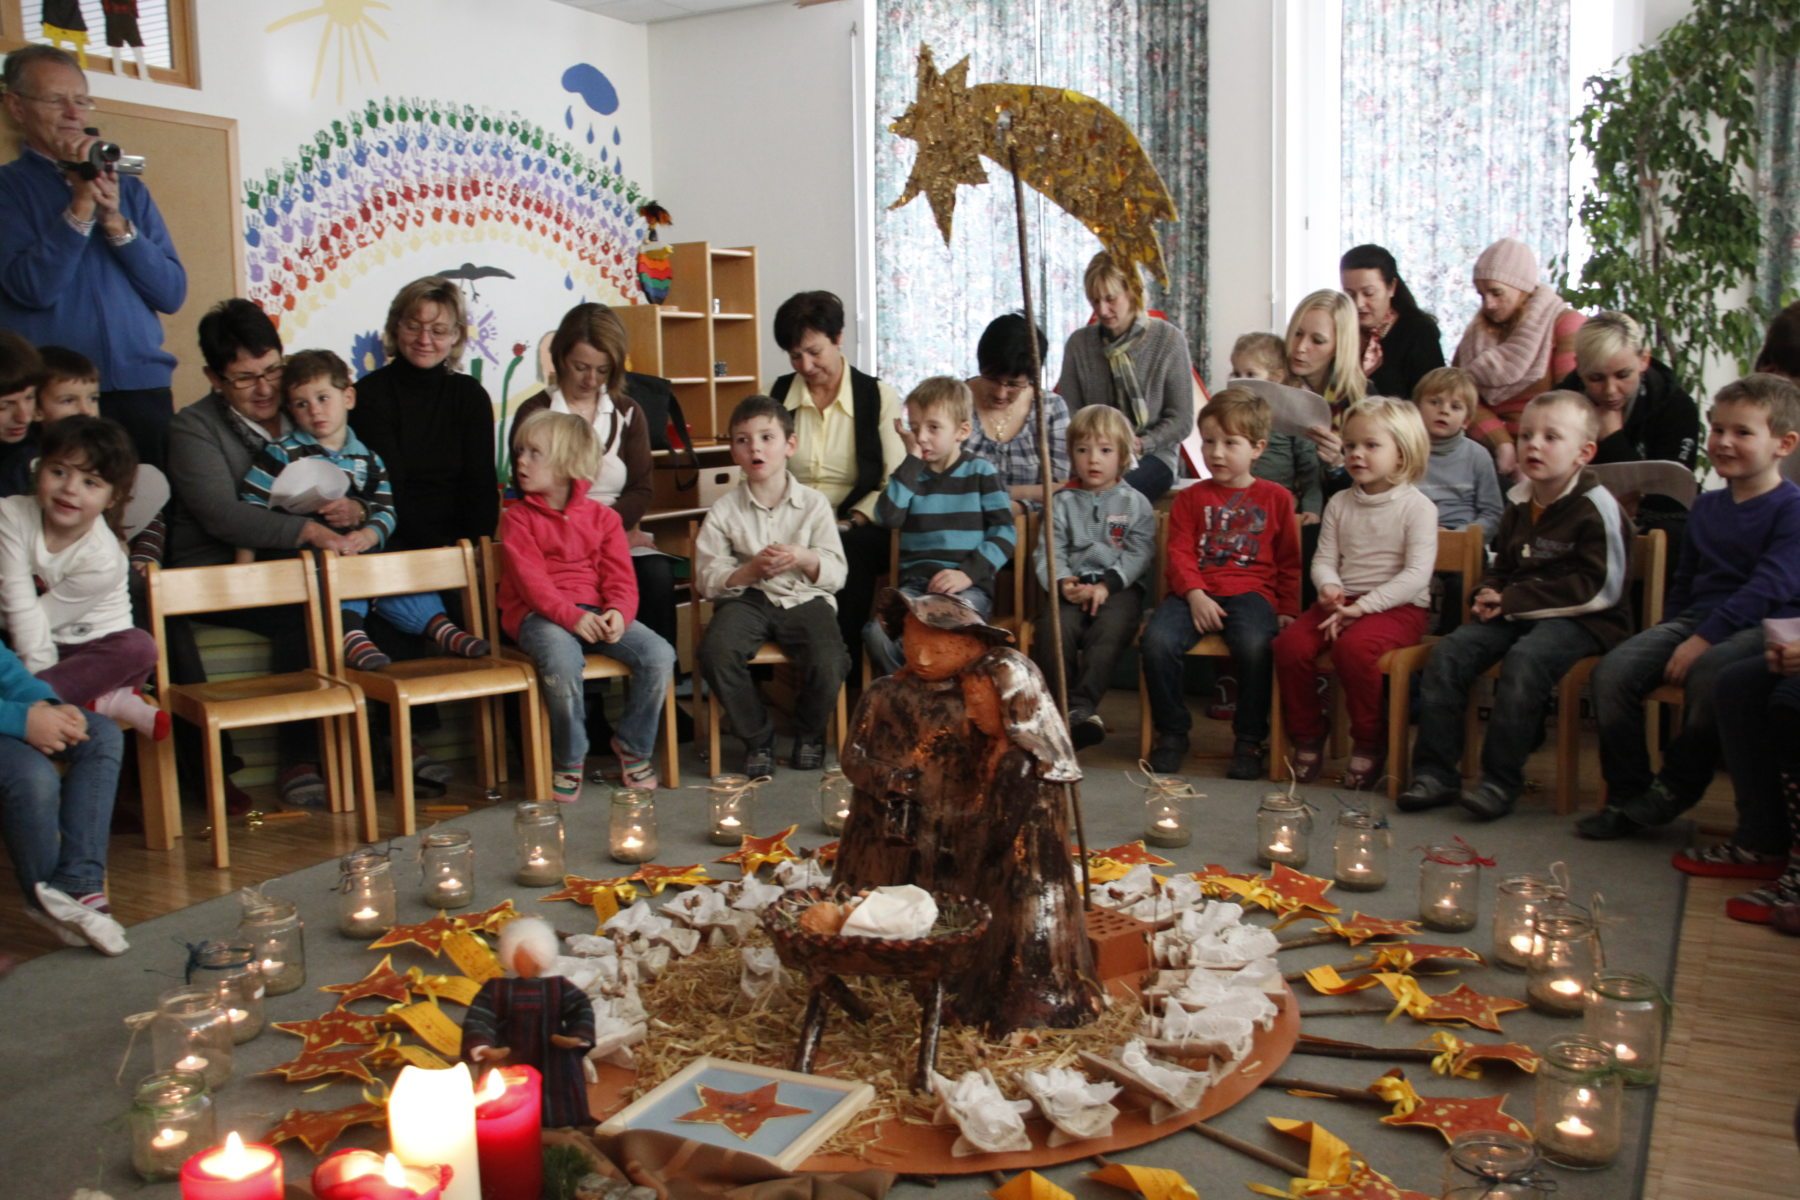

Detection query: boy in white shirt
(696, 395), (851, 777)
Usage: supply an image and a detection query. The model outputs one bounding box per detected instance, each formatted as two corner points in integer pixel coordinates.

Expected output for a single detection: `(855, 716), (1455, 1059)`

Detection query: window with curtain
(1756, 52), (1799, 311)
(874, 1), (1207, 395)
(1339, 0), (1571, 354)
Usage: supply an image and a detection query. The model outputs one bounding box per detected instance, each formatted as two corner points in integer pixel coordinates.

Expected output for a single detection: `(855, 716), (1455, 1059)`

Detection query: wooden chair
(321, 543), (547, 839)
(1136, 511), (1286, 779)
(863, 511), (1031, 684)
(686, 523), (849, 772)
(480, 539), (681, 792)
(143, 555), (377, 869)
(1271, 526), (1487, 800)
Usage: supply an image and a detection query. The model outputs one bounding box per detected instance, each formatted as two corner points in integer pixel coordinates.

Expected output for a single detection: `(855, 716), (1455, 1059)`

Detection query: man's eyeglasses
(222, 365), (285, 392)
(10, 91), (96, 112)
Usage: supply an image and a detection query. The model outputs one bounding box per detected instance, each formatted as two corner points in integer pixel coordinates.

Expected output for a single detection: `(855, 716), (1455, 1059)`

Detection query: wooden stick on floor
(1191, 1120), (1309, 1177)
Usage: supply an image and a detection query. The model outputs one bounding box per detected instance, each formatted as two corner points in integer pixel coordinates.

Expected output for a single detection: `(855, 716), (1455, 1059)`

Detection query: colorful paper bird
(1086, 1161), (1200, 1200)
(716, 825), (801, 875)
(320, 954), (412, 1006)
(1376, 977), (1527, 1034)
(264, 1097), (387, 1154)
(674, 1080), (810, 1140)
(629, 863), (713, 894)
(990, 1172), (1075, 1200)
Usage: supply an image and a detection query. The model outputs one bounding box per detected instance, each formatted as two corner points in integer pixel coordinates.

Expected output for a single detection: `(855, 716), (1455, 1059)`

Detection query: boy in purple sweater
(1579, 375), (1800, 841)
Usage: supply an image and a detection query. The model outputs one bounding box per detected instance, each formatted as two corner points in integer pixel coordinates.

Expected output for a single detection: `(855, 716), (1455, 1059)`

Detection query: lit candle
(1551, 979), (1583, 997)
(474, 1065), (542, 1200)
(352, 906), (378, 920)
(312, 1149), (449, 1200)
(389, 1063), (481, 1200)
(620, 835), (643, 851)
(179, 1131), (283, 1200)
(719, 815), (741, 829)
(1555, 1115), (1593, 1139)
(1269, 839), (1291, 855)
(174, 1054), (209, 1073)
(1344, 862), (1368, 875)
(153, 1128), (189, 1152)
(1510, 933), (1533, 955)
(1157, 817), (1179, 829)
(1614, 1044), (1638, 1063)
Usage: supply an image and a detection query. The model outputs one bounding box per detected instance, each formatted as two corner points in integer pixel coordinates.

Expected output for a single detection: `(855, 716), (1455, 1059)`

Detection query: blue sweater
(1669, 479), (1800, 645)
(0, 640), (58, 740)
(0, 150), (186, 391)
(875, 450), (1016, 588)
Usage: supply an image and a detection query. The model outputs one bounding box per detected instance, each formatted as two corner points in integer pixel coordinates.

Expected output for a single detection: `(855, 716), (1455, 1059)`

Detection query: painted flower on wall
(350, 330), (386, 379)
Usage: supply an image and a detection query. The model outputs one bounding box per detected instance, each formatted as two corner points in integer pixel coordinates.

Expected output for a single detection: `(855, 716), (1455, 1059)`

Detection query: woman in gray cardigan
(1054, 252), (1194, 501)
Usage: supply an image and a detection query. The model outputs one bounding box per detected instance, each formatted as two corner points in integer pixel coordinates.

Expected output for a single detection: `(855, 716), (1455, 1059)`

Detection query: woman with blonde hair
(1284, 289), (1366, 491)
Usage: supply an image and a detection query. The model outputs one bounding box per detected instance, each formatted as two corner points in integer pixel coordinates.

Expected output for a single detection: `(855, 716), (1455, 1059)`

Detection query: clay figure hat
(876, 586), (1014, 645)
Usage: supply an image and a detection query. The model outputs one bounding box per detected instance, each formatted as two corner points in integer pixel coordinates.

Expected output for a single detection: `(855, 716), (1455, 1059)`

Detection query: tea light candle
(608, 790), (658, 864)
(154, 1128), (190, 1152)
(1418, 846), (1481, 931)
(179, 1131), (283, 1200)
(312, 1149), (449, 1200)
(1533, 1035), (1621, 1169)
(131, 1069), (216, 1182)
(1255, 792), (1311, 867)
(819, 768), (853, 837)
(174, 1054), (209, 1073)
(1332, 809), (1389, 891)
(420, 829), (475, 909)
(708, 774), (757, 844)
(474, 1065), (542, 1200)
(513, 803), (565, 886)
(1586, 969), (1665, 1086)
(389, 1063), (481, 1200)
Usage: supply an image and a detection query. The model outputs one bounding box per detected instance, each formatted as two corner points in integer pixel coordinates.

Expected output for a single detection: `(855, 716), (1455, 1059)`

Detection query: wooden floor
(2, 730), (1796, 1197)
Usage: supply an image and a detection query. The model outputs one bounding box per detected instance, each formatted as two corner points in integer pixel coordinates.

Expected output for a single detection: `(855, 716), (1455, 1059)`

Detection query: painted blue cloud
(561, 64), (619, 116)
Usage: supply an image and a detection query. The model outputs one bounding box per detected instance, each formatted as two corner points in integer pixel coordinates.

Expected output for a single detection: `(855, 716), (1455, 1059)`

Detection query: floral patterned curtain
(1340, 0), (1570, 352)
(874, 1), (1208, 395)
(1756, 51), (1800, 311)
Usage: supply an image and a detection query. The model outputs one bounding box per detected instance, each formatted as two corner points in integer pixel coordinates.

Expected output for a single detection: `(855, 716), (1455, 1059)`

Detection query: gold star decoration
(272, 1009), (391, 1051)
(1087, 842), (1177, 868)
(460, 900), (521, 934)
(367, 912), (459, 956)
(889, 45), (1178, 285)
(1265, 864), (1341, 915)
(1369, 1073), (1532, 1143)
(715, 825), (800, 875)
(1365, 943), (1484, 973)
(541, 874), (639, 906)
(1425, 1032), (1540, 1079)
(320, 954), (412, 1006)
(263, 1034), (400, 1085)
(674, 1080), (811, 1140)
(264, 1098), (387, 1154)
(1376, 977), (1527, 1034)
(1249, 1119), (1433, 1200)
(1318, 912), (1424, 946)
(629, 863), (712, 894)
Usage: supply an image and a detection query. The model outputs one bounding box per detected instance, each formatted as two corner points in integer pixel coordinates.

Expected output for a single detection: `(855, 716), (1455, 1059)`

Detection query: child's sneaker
(1397, 774), (1457, 813)
(551, 770), (582, 802)
(743, 737), (776, 780)
(1671, 843), (1789, 879)
(1459, 780), (1515, 821)
(1070, 711), (1106, 751)
(791, 736), (826, 771)
(1226, 739), (1266, 780)
(1147, 732), (1188, 775)
(35, 883), (129, 955)
(1724, 871), (1800, 925)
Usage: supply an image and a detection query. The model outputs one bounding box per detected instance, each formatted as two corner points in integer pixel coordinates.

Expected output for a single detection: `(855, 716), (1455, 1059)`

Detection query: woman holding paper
(1284, 290), (1367, 489)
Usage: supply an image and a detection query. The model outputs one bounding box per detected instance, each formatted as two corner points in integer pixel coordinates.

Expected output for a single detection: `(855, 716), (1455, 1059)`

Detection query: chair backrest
(1149, 510), (1171, 604)
(1630, 529), (1669, 630)
(146, 555), (328, 697)
(479, 537), (506, 653)
(321, 543), (485, 672)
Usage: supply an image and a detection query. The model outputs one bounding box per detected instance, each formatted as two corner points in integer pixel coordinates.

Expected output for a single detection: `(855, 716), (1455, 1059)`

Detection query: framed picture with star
(598, 1056), (875, 1169)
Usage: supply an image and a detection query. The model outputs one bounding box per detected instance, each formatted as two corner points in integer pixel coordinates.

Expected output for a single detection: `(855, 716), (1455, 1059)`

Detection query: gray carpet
(0, 734), (1691, 1200)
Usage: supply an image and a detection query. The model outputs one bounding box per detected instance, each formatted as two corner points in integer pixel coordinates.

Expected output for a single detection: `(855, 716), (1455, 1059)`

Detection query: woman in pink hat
(1452, 237), (1586, 458)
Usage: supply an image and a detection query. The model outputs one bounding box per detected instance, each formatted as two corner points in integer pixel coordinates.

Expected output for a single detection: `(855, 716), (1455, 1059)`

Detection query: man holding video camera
(0, 45), (185, 468)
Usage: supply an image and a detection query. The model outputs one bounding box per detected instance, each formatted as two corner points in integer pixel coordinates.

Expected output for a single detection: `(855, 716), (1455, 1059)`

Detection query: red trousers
(1273, 601), (1430, 745)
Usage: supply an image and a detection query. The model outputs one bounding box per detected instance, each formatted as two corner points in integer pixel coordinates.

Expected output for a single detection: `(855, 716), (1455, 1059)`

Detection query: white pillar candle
(388, 1063), (480, 1200)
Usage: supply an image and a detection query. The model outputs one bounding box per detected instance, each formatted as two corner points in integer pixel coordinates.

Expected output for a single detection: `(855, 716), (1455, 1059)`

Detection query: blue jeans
(515, 609), (675, 770)
(1125, 454), (1175, 503)
(0, 712), (124, 903)
(1413, 616), (1603, 799)
(1590, 611), (1762, 806)
(341, 589), (447, 634)
(862, 582), (992, 677)
(1714, 655), (1800, 853)
(1141, 591), (1279, 744)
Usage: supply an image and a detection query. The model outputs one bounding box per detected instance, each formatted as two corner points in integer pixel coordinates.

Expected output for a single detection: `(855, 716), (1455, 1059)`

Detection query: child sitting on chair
(499, 410), (675, 800)
(238, 350), (489, 671)
(1411, 367), (1504, 541)
(695, 395), (850, 778)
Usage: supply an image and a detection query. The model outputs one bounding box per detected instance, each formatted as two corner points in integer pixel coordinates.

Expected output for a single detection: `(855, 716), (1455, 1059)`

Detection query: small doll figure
(461, 917), (596, 1128)
(836, 588), (1102, 1035)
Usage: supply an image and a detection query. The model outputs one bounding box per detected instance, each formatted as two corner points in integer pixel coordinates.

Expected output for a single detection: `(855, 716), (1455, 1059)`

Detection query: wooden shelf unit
(615, 242), (763, 443)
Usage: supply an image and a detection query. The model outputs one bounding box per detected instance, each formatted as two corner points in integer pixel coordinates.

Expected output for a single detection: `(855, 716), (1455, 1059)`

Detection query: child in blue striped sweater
(864, 376), (1016, 675)
(239, 350), (488, 671)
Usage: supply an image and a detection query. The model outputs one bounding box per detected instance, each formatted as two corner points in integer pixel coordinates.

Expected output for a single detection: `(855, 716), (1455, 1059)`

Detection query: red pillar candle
(179, 1131), (284, 1200)
(313, 1149), (450, 1200)
(473, 1065), (542, 1200)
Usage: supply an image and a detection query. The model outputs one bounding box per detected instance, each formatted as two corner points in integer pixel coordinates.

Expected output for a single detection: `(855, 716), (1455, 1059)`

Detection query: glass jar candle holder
(1331, 809), (1388, 891)
(1441, 1131), (1549, 1199)
(1418, 844), (1483, 931)
(818, 768), (853, 836)
(609, 790), (658, 863)
(420, 829), (474, 909)
(1527, 901), (1604, 1016)
(129, 1069), (215, 1182)
(1533, 1034), (1622, 1169)
(236, 897), (305, 995)
(1492, 873), (1561, 970)
(1144, 779), (1193, 848)
(337, 849), (397, 937)
(708, 774), (756, 845)
(1586, 970), (1665, 1086)
(150, 985), (233, 1090)
(1255, 791), (1311, 868)
(186, 941), (265, 1044)
(514, 802), (566, 886)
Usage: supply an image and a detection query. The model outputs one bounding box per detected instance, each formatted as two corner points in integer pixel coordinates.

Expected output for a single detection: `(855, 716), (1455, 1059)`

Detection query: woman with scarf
(1453, 238), (1586, 454)
(1055, 251), (1194, 502)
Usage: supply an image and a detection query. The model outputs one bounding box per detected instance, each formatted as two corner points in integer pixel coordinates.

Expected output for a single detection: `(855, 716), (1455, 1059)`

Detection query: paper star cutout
(1305, 965), (1383, 995)
(271, 1009), (390, 1051)
(1365, 943), (1484, 973)
(460, 900), (520, 933)
(1088, 842), (1177, 868)
(263, 1035), (398, 1084)
(1380, 1092), (1532, 1144)
(265, 1099), (386, 1154)
(811, 841), (839, 866)
(991, 1172), (1074, 1200)
(1194, 863), (1263, 898)
(1086, 1161), (1199, 1200)
(629, 862), (712, 894)
(1299, 1178), (1434, 1200)
(1425, 1032), (1540, 1078)
(367, 912), (458, 955)
(1319, 912), (1423, 945)
(1251, 1119), (1433, 1200)
(715, 825), (800, 875)
(320, 954), (412, 1006)
(887, 51), (992, 245)
(674, 1080), (810, 1139)
(541, 874), (638, 906)
(1265, 864), (1341, 915)
(1376, 977), (1526, 1033)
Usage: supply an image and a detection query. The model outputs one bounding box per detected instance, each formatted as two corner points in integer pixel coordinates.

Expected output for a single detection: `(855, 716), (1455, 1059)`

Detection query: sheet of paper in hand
(1589, 460), (1698, 507)
(1763, 616), (1800, 649)
(121, 464), (169, 540)
(269, 457), (352, 514)
(1226, 377), (1333, 438)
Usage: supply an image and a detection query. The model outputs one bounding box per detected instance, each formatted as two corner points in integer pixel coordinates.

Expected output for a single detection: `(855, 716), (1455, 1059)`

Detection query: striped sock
(426, 614), (490, 658)
(342, 628), (391, 670)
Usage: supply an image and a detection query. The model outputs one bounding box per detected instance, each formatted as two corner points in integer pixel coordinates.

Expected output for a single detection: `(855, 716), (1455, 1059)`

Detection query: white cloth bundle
(1020, 1066), (1122, 1146)
(930, 1068), (1033, 1155)
(839, 885), (937, 939)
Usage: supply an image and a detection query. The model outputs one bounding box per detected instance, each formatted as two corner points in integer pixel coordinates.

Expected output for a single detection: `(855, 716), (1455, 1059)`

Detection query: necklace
(983, 396), (1028, 440)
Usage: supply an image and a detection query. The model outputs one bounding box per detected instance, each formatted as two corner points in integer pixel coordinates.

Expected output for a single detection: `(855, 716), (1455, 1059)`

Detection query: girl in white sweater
(0, 417), (166, 738)
(1273, 398), (1437, 788)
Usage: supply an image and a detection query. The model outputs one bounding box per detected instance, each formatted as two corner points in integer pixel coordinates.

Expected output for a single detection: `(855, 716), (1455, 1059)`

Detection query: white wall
(648, 0), (869, 381)
(72, 0), (653, 390)
(1204, 0), (1278, 386)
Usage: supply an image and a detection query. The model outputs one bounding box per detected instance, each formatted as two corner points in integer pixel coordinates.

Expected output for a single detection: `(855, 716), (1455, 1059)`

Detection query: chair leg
(475, 698), (498, 790)
(492, 689), (512, 784)
(389, 702), (416, 838)
(1267, 675), (1285, 782)
(709, 686), (723, 778)
(335, 716), (356, 813)
(203, 721), (231, 870)
(834, 684), (848, 759)
(1138, 667), (1152, 762)
(517, 686), (547, 800)
(1385, 666), (1411, 802)
(139, 731), (180, 850)
(319, 718), (345, 815)
(1328, 676), (1350, 759)
(349, 698), (380, 844)
(662, 678), (681, 789)
(1555, 675), (1582, 815)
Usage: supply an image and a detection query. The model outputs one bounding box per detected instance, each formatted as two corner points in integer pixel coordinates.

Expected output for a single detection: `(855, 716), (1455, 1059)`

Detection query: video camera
(60, 126), (144, 180)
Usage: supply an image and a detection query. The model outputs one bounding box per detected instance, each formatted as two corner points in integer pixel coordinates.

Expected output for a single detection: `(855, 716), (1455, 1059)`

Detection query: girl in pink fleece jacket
(499, 411), (674, 799)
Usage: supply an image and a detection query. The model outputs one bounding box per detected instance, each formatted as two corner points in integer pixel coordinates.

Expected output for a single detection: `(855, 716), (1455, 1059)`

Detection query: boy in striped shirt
(864, 376), (1016, 675)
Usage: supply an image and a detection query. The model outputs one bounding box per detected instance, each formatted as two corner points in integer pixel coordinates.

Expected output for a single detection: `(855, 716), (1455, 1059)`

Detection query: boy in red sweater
(500, 411), (675, 799)
(1142, 389), (1301, 777)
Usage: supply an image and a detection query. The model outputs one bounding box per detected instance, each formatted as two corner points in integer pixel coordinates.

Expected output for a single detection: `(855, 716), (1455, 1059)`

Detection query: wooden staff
(1291, 1034), (1440, 1064)
(1276, 930), (1340, 951)
(1190, 1120), (1308, 1177)
(1298, 1000), (1395, 1018)
(1261, 1076), (1387, 1106)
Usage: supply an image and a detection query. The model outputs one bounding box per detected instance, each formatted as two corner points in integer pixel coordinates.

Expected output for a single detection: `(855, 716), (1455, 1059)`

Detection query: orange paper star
(1321, 912), (1423, 945)
(1367, 943), (1484, 973)
(320, 954), (412, 1006)
(1266, 863), (1341, 915)
(674, 1080), (810, 1139)
(716, 825), (800, 875)
(272, 1009), (390, 1051)
(263, 1036), (396, 1085)
(541, 874), (638, 906)
(1381, 1093), (1532, 1143)
(629, 862), (712, 894)
(265, 1099), (387, 1154)
(1305, 1179), (1434, 1200)
(367, 912), (459, 955)
(1088, 842), (1177, 868)
(460, 900), (521, 933)
(1438, 1038), (1541, 1077)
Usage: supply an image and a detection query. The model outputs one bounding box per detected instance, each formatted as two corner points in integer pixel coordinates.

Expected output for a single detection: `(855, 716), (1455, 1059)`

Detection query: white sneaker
(23, 903), (85, 948)
(34, 883), (129, 956)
